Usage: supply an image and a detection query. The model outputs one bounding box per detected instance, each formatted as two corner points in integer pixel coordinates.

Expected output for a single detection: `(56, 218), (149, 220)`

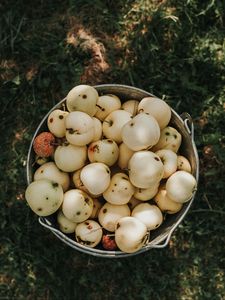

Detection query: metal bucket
(26, 84), (199, 258)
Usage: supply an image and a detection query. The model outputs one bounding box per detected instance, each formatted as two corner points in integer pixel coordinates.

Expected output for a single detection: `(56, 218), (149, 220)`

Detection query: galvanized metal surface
(27, 84), (199, 258)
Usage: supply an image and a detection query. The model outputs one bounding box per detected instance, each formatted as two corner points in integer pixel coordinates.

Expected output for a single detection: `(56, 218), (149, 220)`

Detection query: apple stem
(32, 160), (37, 167)
(144, 231), (151, 245)
(96, 104), (104, 111)
(33, 156), (48, 166)
(122, 168), (130, 174)
(50, 140), (69, 147)
(103, 120), (113, 126)
(83, 226), (104, 236)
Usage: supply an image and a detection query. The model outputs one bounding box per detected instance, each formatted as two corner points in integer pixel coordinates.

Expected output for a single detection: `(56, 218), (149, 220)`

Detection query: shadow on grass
(1, 208), (224, 299)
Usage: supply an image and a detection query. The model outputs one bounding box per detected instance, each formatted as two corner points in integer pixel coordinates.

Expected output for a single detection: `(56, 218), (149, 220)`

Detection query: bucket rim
(26, 84), (199, 258)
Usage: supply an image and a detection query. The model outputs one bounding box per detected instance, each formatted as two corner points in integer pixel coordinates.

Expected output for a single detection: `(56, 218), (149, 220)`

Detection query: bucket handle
(39, 217), (67, 238)
(39, 216), (175, 250)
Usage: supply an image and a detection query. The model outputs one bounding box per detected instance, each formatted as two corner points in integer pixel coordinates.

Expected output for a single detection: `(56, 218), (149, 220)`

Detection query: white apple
(47, 109), (69, 137)
(92, 117), (102, 142)
(72, 169), (101, 197)
(98, 202), (130, 232)
(66, 84), (98, 116)
(118, 143), (134, 170)
(115, 216), (148, 253)
(62, 189), (93, 222)
(121, 100), (139, 116)
(134, 183), (159, 201)
(35, 155), (49, 166)
(65, 111), (94, 146)
(177, 155), (192, 173)
(102, 110), (132, 143)
(132, 203), (163, 230)
(103, 173), (135, 205)
(155, 149), (177, 178)
(72, 169), (89, 193)
(166, 171), (197, 203)
(34, 161), (70, 192)
(25, 179), (63, 216)
(54, 144), (87, 172)
(80, 163), (111, 195)
(88, 139), (119, 166)
(95, 94), (121, 121)
(75, 220), (103, 248)
(154, 184), (183, 214)
(121, 113), (160, 151)
(127, 196), (142, 210)
(90, 198), (104, 219)
(138, 97), (171, 129)
(57, 210), (77, 233)
(151, 126), (182, 153)
(128, 151), (164, 188)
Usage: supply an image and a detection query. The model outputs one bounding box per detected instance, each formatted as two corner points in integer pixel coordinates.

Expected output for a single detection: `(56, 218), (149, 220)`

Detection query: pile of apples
(25, 85), (197, 253)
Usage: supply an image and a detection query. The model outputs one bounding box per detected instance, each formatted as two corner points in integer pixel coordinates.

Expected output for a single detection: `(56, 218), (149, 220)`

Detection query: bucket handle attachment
(145, 226), (177, 249)
(180, 112), (194, 139)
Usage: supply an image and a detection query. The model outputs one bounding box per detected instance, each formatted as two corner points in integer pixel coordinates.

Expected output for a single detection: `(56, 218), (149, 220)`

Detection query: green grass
(0, 0), (225, 299)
